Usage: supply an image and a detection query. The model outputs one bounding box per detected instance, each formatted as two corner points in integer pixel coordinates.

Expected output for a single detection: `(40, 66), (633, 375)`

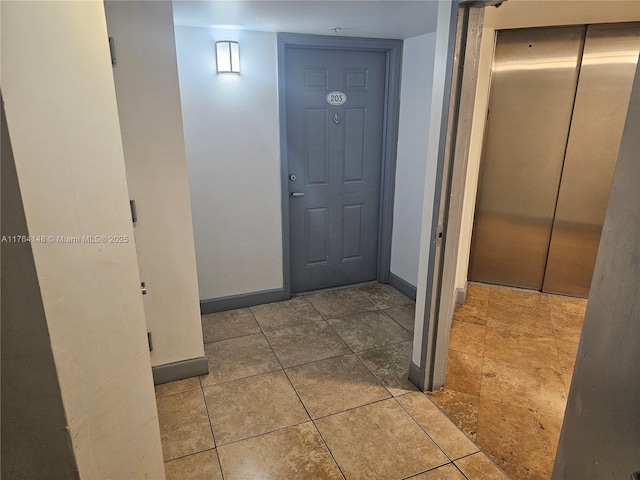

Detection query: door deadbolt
(289, 174), (297, 181)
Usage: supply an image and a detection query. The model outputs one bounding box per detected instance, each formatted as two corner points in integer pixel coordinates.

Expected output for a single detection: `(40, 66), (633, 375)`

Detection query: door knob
(290, 192), (305, 197)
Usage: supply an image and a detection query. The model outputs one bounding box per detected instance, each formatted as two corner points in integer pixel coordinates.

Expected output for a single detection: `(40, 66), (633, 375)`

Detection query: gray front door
(285, 47), (387, 293)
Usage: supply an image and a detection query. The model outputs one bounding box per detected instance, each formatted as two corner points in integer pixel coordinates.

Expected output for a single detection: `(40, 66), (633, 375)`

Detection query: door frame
(277, 33), (403, 296)
(410, 3), (486, 391)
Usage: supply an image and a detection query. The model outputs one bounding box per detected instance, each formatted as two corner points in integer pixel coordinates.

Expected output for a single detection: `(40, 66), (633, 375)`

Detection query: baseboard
(389, 272), (417, 301)
(455, 282), (468, 306)
(408, 361), (424, 391)
(152, 356), (208, 385)
(200, 287), (288, 315)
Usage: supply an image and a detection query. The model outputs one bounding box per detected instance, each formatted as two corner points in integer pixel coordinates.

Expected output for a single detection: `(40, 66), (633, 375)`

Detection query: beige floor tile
(217, 422), (342, 480)
(548, 295), (586, 343)
(357, 341), (418, 396)
(200, 333), (280, 387)
(489, 286), (548, 309)
(476, 396), (563, 477)
(445, 350), (483, 396)
(157, 390), (214, 461)
(383, 304), (415, 333)
(548, 294), (586, 318)
(356, 283), (413, 309)
(315, 399), (448, 480)
(448, 320), (486, 356)
(164, 449), (222, 480)
(286, 354), (390, 418)
(203, 370), (308, 445)
(486, 298), (553, 338)
(454, 452), (509, 480)
(484, 327), (559, 369)
(398, 392), (478, 460)
(485, 286), (555, 337)
(305, 287), (377, 318)
(201, 308), (261, 343)
(264, 321), (350, 368)
(408, 463), (465, 480)
(555, 338), (579, 371)
(494, 459), (549, 480)
(453, 283), (489, 325)
(427, 388), (479, 441)
(481, 357), (566, 417)
(155, 377), (201, 398)
(250, 296), (323, 331)
(328, 310), (412, 352)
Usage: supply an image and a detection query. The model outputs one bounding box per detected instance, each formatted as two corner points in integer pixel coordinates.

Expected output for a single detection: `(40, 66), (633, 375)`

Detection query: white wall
(2, 99), (79, 479)
(174, 26), (283, 300)
(104, 0), (204, 368)
(391, 32), (437, 288)
(1, 1), (165, 477)
(454, 0), (640, 293)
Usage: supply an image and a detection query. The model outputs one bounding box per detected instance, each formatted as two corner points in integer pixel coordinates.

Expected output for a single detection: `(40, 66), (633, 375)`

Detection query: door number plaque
(326, 91), (347, 106)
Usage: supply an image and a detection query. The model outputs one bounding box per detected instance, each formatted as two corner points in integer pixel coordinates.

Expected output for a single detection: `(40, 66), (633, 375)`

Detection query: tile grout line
(423, 390), (481, 445)
(197, 376), (219, 454)
(258, 311), (348, 480)
(392, 396), (456, 465)
(199, 366), (283, 389)
(154, 385), (201, 400)
(211, 306), (324, 475)
(399, 461), (462, 480)
(455, 285), (571, 478)
(163, 447), (218, 464)
(213, 419), (314, 450)
(315, 296), (417, 400)
(476, 292), (490, 443)
(378, 305), (415, 334)
(185, 286), (417, 478)
(319, 304), (399, 399)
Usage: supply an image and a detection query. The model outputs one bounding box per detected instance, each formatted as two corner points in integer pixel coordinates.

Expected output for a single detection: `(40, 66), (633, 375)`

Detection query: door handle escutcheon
(290, 192), (305, 197)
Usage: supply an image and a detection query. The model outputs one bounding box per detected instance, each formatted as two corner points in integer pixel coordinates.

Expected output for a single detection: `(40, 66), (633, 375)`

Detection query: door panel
(469, 27), (585, 290)
(286, 47), (386, 293)
(341, 203), (364, 260)
(543, 23), (640, 297)
(304, 108), (329, 185)
(343, 107), (367, 183)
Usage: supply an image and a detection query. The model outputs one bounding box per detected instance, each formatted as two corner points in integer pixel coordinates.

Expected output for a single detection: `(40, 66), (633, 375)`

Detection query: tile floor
(427, 283), (587, 480)
(156, 283), (508, 480)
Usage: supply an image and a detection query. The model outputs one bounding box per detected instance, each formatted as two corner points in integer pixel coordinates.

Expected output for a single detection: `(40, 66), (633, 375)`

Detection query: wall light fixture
(216, 41), (240, 74)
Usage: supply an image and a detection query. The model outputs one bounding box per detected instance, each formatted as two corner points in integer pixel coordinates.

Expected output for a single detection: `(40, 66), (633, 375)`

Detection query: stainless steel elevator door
(470, 23), (640, 298)
(469, 27), (585, 290)
(542, 23), (640, 297)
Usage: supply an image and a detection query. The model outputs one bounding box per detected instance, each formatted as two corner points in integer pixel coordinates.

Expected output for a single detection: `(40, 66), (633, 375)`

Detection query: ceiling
(172, 1), (440, 39)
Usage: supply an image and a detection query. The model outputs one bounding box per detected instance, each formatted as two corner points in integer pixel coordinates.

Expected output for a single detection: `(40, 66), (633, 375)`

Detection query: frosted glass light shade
(216, 41), (240, 73)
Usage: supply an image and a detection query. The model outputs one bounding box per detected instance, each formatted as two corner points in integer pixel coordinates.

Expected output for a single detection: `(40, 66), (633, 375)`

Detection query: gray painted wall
(552, 62), (640, 479)
(1, 102), (78, 479)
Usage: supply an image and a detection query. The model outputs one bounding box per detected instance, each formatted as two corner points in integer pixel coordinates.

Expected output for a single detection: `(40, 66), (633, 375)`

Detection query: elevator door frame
(418, 17), (639, 392)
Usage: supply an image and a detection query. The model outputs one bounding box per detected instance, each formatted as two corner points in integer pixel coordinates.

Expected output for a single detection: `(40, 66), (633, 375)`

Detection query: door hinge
(141, 281), (147, 295)
(130, 199), (137, 223)
(434, 224), (444, 247)
(147, 332), (153, 352)
(109, 37), (117, 66)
